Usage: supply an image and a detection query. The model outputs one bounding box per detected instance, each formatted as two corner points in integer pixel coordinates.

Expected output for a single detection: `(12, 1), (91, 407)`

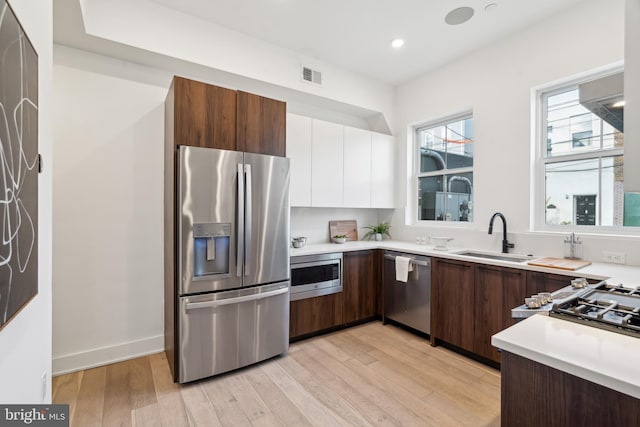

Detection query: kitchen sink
(454, 251), (534, 263)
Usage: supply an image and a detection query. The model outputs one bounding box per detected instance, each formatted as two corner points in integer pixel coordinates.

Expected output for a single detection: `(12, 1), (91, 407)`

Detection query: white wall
(52, 46), (170, 374)
(0, 0), (53, 403)
(56, 0), (395, 132)
(393, 0), (640, 264)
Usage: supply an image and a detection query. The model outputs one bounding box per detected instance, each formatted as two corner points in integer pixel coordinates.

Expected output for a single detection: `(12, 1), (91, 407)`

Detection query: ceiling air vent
(301, 66), (322, 86)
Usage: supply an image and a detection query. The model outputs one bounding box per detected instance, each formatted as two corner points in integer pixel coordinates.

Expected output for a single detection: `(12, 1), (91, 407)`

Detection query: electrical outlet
(603, 251), (626, 264)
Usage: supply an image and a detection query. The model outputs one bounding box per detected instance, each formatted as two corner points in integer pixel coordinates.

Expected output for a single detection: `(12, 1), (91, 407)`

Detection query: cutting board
(527, 257), (591, 271)
(329, 220), (358, 241)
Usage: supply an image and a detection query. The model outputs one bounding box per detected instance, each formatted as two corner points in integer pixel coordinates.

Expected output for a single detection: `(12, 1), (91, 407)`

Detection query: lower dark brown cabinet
(501, 351), (640, 426)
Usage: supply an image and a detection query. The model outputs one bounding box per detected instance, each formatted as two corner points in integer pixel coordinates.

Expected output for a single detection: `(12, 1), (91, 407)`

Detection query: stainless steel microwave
(290, 252), (342, 301)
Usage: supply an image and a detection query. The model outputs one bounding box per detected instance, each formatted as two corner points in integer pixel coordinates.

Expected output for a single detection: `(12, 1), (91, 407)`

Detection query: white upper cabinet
(286, 114), (313, 206)
(286, 113), (395, 209)
(343, 127), (372, 208)
(371, 133), (395, 208)
(311, 119), (344, 207)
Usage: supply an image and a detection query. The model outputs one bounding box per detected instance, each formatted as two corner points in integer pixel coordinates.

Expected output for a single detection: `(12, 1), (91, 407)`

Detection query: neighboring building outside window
(416, 114), (474, 222)
(538, 71), (625, 229)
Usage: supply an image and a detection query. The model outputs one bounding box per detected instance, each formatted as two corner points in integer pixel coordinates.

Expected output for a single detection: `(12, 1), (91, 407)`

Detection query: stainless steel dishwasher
(383, 251), (431, 335)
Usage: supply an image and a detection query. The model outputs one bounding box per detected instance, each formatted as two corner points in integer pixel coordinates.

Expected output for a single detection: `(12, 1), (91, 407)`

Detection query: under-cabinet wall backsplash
(290, 207), (390, 244)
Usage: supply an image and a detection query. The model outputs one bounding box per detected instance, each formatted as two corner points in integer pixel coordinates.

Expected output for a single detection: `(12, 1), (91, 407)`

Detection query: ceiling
(149, 0), (587, 85)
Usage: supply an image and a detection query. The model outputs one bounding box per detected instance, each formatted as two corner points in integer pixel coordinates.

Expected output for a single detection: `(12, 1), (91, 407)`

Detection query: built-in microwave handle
(383, 254), (430, 267)
(184, 286), (289, 311)
(236, 163), (244, 277)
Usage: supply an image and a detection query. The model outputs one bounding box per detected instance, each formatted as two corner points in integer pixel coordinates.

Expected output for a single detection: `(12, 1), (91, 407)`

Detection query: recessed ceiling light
(391, 38), (405, 48)
(445, 6), (475, 25)
(612, 100), (626, 108)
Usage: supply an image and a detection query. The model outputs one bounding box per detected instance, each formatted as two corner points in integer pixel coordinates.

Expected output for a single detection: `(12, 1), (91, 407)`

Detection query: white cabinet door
(371, 133), (395, 208)
(343, 127), (371, 208)
(311, 119), (344, 207)
(286, 114), (313, 206)
(311, 120), (344, 207)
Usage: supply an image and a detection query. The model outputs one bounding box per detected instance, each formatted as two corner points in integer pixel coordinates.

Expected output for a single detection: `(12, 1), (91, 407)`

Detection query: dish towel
(395, 256), (413, 282)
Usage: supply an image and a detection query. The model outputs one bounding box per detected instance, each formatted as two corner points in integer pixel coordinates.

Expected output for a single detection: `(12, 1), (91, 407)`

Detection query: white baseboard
(52, 335), (164, 376)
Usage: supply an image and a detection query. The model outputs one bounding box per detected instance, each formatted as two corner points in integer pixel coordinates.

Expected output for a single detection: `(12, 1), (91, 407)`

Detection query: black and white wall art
(0, 0), (39, 329)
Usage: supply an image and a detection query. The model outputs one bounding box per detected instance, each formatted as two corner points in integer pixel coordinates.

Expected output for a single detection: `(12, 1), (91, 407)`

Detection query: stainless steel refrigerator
(176, 145), (290, 383)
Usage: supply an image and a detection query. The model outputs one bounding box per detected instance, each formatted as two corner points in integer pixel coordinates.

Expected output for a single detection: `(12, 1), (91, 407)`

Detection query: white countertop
(492, 314), (640, 399)
(291, 240), (640, 286)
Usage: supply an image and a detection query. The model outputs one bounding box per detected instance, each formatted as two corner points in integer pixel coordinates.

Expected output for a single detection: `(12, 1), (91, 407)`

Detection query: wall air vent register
(301, 66), (322, 86)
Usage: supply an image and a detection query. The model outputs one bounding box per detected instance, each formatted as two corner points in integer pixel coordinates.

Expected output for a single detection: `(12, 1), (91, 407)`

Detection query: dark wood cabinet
(526, 271), (572, 295)
(343, 250), (378, 324)
(289, 293), (344, 339)
(169, 76), (237, 150)
(432, 258), (475, 351)
(474, 265), (526, 362)
(433, 259), (527, 363)
(166, 77), (286, 156)
(236, 91), (286, 157)
(501, 351), (640, 427)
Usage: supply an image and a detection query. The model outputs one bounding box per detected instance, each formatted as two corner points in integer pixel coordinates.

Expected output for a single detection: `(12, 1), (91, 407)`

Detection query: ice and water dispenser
(192, 222), (231, 277)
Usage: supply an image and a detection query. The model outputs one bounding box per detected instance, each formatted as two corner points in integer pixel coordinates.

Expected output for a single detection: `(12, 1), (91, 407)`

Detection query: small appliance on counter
(291, 237), (306, 248)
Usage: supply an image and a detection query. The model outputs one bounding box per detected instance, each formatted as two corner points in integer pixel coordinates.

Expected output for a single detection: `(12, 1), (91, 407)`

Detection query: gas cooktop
(551, 283), (640, 338)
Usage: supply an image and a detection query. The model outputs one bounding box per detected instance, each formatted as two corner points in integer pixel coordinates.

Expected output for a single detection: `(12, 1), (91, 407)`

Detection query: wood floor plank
(51, 371), (83, 423)
(277, 351), (372, 427)
(179, 382), (223, 427)
(72, 366), (107, 427)
(344, 356), (461, 427)
(148, 352), (189, 427)
(128, 356), (157, 409)
(102, 360), (132, 427)
(243, 368), (313, 427)
(260, 358), (350, 427)
(131, 403), (162, 427)
(303, 339), (430, 427)
(201, 372), (253, 427)
(52, 322), (501, 426)
(288, 346), (396, 426)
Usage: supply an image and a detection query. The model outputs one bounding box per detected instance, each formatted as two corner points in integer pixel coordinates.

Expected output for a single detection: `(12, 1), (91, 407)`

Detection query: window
(539, 73), (624, 228)
(416, 114), (473, 222)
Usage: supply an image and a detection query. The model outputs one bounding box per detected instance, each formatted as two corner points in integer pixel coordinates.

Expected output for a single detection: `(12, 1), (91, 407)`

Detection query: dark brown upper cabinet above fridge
(166, 76), (286, 157)
(236, 91), (286, 157)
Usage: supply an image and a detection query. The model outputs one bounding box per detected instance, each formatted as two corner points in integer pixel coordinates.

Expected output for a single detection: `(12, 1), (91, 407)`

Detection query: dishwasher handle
(384, 254), (430, 267)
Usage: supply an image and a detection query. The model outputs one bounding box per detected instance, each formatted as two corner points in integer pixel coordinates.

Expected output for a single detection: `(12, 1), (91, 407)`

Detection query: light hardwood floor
(52, 322), (501, 426)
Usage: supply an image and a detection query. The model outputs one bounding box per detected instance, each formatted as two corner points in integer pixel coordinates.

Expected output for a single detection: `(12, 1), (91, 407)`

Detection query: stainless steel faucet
(564, 232), (582, 259)
(488, 212), (514, 253)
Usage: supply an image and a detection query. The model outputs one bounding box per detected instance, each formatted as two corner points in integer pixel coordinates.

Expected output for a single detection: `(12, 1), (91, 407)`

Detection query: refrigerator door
(242, 152), (291, 287)
(179, 146), (243, 294)
(178, 281), (290, 383)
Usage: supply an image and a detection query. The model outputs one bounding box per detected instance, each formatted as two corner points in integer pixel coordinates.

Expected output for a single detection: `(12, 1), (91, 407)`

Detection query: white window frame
(533, 65), (631, 234)
(414, 111), (474, 225)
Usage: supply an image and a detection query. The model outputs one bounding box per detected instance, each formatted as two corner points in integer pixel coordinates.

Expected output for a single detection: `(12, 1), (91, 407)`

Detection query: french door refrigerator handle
(244, 163), (252, 276)
(184, 286), (289, 310)
(236, 163), (245, 277)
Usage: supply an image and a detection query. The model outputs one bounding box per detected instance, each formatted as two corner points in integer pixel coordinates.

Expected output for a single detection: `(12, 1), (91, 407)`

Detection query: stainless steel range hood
(579, 72), (624, 132)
